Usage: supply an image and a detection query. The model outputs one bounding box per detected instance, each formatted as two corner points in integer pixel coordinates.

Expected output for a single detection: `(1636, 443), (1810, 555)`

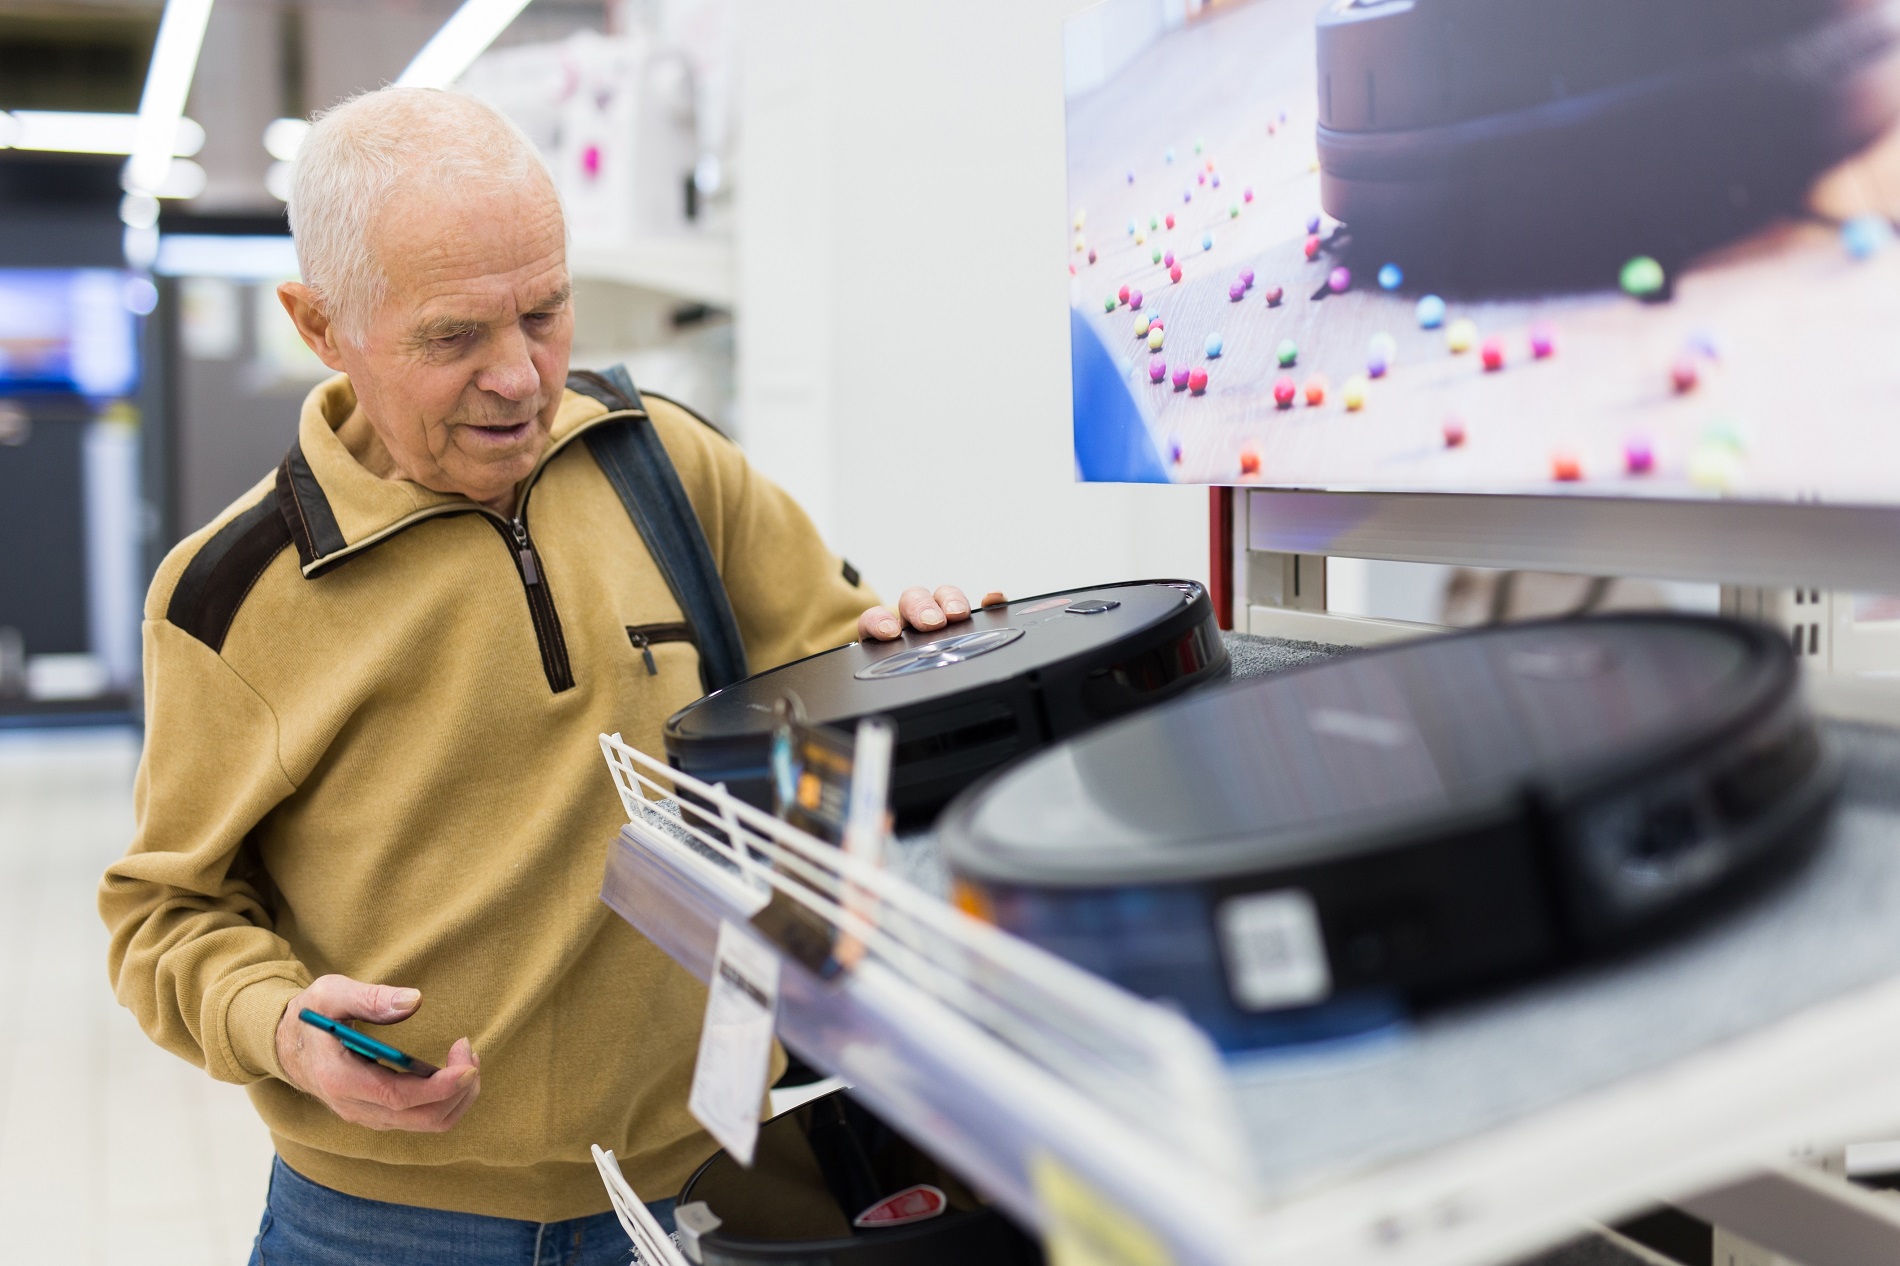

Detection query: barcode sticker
(688, 921), (781, 1166)
(1216, 888), (1331, 1011)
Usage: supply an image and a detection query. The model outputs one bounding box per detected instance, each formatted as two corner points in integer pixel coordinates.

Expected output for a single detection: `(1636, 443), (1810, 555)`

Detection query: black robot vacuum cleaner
(940, 615), (1839, 1051)
(1314, 0), (1900, 290)
(673, 1090), (1042, 1265)
(663, 580), (1227, 826)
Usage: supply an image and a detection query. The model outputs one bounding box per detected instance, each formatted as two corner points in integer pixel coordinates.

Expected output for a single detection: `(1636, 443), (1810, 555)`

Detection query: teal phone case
(298, 1008), (440, 1076)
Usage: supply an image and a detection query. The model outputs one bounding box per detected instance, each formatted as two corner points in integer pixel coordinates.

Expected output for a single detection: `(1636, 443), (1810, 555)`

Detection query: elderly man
(100, 87), (968, 1263)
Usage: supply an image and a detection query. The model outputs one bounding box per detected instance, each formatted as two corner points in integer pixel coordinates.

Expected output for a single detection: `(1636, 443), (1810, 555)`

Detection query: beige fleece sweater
(99, 375), (871, 1220)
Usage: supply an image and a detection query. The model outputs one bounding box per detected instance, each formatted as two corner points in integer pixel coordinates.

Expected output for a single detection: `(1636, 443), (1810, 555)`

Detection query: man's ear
(277, 282), (351, 372)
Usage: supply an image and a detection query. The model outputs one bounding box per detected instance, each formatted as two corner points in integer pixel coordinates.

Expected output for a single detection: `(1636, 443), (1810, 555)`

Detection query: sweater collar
(275, 373), (631, 577)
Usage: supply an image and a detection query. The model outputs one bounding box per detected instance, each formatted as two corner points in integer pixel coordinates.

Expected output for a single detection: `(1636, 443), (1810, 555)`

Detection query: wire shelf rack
(597, 730), (1250, 1188)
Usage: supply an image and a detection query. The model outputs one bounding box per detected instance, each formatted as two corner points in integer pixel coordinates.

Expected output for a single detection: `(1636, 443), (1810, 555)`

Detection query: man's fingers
(327, 1037), (474, 1114)
(860, 586), (995, 642)
(387, 1044), (481, 1130)
(857, 605), (902, 641)
(303, 973), (421, 1025)
(337, 1072), (479, 1133)
(336, 1058), (464, 1114)
(385, 1066), (481, 1132)
(897, 586), (946, 632)
(417, 1074), (482, 1130)
(393, 1038), (478, 1108)
(352, 1065), (469, 1120)
(383, 1086), (479, 1133)
(352, 982), (423, 1024)
(981, 591), (1007, 609)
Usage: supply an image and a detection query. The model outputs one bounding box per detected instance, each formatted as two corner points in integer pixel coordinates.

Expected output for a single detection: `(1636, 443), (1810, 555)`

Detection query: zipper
(487, 509), (574, 693)
(626, 622), (696, 675)
(510, 517), (538, 583)
(475, 412), (641, 696)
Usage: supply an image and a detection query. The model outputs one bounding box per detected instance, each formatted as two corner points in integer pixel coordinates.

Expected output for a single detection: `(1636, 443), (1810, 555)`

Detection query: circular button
(1064, 599), (1121, 615)
(855, 627), (1026, 680)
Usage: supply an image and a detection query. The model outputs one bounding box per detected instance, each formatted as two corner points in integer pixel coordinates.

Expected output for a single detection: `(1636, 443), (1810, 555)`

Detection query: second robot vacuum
(940, 615), (1839, 1049)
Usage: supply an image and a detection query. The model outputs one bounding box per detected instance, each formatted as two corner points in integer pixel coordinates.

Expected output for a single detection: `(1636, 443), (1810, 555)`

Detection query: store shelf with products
(568, 236), (733, 309)
(597, 633), (1900, 1266)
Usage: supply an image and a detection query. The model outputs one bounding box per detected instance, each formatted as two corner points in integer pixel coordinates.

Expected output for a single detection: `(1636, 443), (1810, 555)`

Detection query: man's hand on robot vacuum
(858, 586), (1007, 642)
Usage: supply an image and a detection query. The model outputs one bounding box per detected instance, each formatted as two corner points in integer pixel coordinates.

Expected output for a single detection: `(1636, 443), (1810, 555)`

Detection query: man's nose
(475, 325), (539, 402)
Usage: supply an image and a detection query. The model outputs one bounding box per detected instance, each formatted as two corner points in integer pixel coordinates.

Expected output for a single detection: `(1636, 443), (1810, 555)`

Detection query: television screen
(0, 269), (140, 398)
(1065, 0), (1900, 504)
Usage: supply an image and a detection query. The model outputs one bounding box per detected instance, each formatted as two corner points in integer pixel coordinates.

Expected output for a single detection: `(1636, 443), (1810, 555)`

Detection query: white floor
(0, 728), (272, 1264)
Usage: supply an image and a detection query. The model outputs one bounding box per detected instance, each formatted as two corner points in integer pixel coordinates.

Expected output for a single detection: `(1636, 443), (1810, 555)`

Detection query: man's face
(326, 180), (573, 511)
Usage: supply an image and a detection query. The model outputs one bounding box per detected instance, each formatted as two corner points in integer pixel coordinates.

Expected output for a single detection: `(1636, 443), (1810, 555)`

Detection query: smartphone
(298, 1008), (440, 1077)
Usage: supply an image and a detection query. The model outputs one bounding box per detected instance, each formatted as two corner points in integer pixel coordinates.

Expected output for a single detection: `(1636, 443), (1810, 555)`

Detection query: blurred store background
(0, 0), (747, 729)
(0, 0), (1213, 735)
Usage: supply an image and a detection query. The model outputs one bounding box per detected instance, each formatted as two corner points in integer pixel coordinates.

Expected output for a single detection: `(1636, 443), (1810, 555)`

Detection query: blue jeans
(249, 1155), (678, 1266)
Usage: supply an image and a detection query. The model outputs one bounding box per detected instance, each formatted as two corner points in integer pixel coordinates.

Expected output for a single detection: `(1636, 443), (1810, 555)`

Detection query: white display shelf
(596, 713), (1900, 1266)
(569, 236), (734, 308)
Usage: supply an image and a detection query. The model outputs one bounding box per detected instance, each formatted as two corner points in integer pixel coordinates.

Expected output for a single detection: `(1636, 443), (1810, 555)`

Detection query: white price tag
(841, 716), (893, 867)
(688, 921), (781, 1167)
(1216, 888), (1331, 1011)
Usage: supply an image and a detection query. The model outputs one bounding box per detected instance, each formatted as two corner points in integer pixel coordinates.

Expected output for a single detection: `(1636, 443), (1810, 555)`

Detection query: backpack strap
(568, 366), (749, 693)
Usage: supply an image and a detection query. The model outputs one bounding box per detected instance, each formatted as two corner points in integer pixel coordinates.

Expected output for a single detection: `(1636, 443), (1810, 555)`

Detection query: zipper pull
(629, 630), (657, 675)
(511, 519), (539, 585)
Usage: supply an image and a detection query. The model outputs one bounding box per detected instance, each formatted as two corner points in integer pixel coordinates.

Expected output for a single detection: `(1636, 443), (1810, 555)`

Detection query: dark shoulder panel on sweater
(165, 489), (294, 652)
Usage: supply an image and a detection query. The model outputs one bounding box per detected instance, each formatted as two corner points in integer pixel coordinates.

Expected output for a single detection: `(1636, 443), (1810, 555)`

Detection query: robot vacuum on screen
(662, 580), (1228, 826)
(1315, 0), (1900, 289)
(940, 615), (1840, 1050)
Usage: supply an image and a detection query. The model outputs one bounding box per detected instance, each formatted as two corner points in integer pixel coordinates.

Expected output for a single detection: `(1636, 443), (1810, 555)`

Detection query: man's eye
(432, 329), (477, 348)
(525, 311), (557, 326)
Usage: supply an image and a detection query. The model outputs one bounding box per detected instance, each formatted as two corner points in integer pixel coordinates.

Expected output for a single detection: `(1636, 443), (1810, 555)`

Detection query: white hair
(286, 87), (557, 343)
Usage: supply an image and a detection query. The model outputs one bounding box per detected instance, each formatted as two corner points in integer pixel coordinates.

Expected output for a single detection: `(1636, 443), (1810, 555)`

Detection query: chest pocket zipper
(626, 622), (697, 675)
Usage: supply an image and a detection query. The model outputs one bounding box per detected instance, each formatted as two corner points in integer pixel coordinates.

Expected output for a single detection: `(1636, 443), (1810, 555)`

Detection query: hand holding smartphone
(277, 975), (478, 1133)
(299, 1007), (441, 1077)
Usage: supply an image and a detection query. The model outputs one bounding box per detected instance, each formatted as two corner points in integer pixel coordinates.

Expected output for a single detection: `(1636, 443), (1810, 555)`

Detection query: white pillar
(734, 0), (1207, 603)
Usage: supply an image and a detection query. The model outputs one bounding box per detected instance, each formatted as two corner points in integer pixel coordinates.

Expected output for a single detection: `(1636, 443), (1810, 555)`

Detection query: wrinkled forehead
(370, 173), (568, 316)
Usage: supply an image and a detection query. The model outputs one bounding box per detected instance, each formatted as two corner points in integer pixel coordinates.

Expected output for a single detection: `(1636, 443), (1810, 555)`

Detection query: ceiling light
(154, 234), (299, 279)
(123, 157), (207, 200)
(120, 192), (161, 229)
(397, 0), (533, 89)
(126, 0), (216, 195)
(124, 225), (160, 271)
(262, 117), (309, 163)
(6, 112), (202, 156)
